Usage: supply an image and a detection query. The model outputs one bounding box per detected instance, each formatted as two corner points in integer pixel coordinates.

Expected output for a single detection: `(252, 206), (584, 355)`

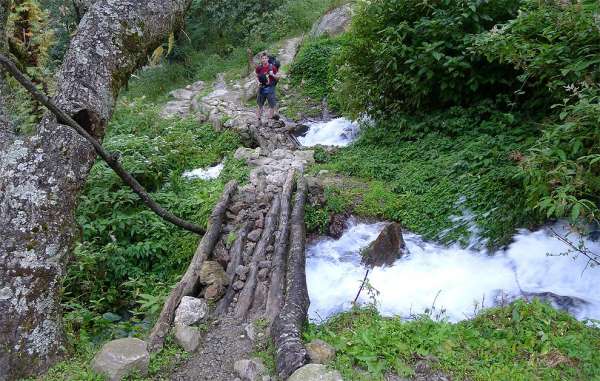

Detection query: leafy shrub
(307, 300), (600, 380)
(335, 0), (522, 117)
(290, 36), (343, 104)
(521, 86), (600, 223)
(65, 99), (248, 338)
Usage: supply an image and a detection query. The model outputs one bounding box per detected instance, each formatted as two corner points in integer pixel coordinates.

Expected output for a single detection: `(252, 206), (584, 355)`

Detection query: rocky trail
(148, 37), (325, 381)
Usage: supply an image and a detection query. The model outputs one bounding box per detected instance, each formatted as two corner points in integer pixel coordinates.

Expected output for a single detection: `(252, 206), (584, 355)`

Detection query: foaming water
(297, 117), (359, 147)
(182, 162), (224, 180)
(306, 218), (600, 322)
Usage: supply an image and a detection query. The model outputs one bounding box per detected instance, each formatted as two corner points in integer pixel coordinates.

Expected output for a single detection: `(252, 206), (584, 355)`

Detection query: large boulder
(91, 338), (149, 381)
(306, 339), (336, 364)
(310, 4), (353, 37)
(233, 358), (266, 381)
(174, 296), (208, 326)
(288, 364), (343, 381)
(361, 222), (406, 267)
(199, 260), (229, 287)
(174, 324), (202, 352)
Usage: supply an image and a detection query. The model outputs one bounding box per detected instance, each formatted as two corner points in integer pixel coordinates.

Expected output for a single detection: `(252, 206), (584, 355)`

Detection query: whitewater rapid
(306, 218), (600, 323)
(182, 161), (224, 180)
(297, 117), (359, 147)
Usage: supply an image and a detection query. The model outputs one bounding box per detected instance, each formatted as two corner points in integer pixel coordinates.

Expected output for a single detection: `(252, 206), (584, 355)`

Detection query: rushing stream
(296, 117), (359, 147)
(306, 218), (600, 323)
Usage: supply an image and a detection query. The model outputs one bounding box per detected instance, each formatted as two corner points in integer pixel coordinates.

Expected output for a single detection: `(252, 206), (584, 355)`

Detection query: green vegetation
(299, 0), (600, 245)
(306, 300), (600, 380)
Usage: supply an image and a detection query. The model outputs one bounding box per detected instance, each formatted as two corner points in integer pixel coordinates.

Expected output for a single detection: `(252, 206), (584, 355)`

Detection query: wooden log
(266, 169), (295, 321)
(234, 195), (280, 319)
(147, 180), (237, 352)
(215, 222), (250, 315)
(272, 177), (309, 379)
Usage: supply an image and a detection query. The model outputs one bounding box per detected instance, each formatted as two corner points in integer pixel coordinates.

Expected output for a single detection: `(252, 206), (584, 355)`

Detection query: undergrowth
(306, 300), (600, 381)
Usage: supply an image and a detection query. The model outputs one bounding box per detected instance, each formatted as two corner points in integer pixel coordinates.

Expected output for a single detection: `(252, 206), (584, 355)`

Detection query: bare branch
(550, 227), (600, 267)
(0, 53), (205, 235)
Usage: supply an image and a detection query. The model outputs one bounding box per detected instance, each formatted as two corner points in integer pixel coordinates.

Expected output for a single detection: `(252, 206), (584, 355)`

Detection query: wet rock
(204, 283), (226, 301)
(233, 358), (266, 381)
(361, 222), (406, 267)
(248, 229), (262, 242)
(91, 338), (149, 381)
(174, 323), (202, 352)
(328, 213), (348, 239)
(199, 261), (229, 286)
(174, 296), (208, 326)
(306, 339), (336, 364)
(310, 3), (353, 37)
(288, 364), (343, 381)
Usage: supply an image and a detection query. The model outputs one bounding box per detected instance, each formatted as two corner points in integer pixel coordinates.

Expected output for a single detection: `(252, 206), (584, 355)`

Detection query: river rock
(199, 261), (229, 286)
(248, 229), (262, 242)
(288, 364), (343, 381)
(361, 222), (406, 267)
(233, 358), (266, 381)
(174, 323), (202, 352)
(204, 283), (226, 301)
(174, 296), (208, 326)
(306, 339), (336, 364)
(328, 213), (348, 239)
(310, 3), (353, 37)
(91, 338), (149, 381)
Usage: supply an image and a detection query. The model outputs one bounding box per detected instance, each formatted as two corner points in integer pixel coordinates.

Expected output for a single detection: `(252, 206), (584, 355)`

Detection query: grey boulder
(174, 296), (208, 326)
(288, 364), (343, 381)
(91, 338), (149, 381)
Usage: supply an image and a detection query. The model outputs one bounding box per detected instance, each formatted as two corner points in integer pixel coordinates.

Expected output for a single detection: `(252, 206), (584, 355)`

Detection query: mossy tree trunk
(0, 0), (191, 379)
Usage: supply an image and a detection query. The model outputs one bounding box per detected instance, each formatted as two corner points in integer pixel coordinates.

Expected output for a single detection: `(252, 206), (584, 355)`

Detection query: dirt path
(158, 37), (312, 381)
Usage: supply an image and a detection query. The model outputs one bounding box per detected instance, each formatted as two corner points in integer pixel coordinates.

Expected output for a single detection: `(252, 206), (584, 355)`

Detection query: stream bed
(306, 218), (600, 323)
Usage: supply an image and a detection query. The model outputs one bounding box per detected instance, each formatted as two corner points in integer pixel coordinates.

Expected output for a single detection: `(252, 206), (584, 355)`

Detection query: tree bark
(0, 1), (191, 379)
(266, 169), (295, 321)
(272, 177), (309, 379)
(216, 221), (251, 315)
(147, 180), (236, 352)
(0, 0), (13, 149)
(235, 195), (280, 319)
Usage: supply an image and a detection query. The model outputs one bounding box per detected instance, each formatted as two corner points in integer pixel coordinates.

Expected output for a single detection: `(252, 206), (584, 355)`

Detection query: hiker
(256, 52), (280, 122)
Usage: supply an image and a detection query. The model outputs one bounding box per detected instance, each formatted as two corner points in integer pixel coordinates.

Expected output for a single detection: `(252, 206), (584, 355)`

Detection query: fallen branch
(147, 180), (237, 351)
(352, 269), (370, 306)
(0, 53), (205, 235)
(550, 227), (600, 267)
(272, 177), (309, 379)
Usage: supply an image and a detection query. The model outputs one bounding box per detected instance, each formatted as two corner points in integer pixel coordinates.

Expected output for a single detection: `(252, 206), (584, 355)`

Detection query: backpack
(268, 55), (281, 69)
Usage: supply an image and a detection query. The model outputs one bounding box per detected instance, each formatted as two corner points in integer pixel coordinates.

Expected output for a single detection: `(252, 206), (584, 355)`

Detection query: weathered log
(0, 1), (192, 378)
(215, 222), (250, 315)
(147, 180), (237, 352)
(266, 169), (295, 321)
(272, 177), (309, 379)
(235, 195), (280, 319)
(234, 261), (258, 320)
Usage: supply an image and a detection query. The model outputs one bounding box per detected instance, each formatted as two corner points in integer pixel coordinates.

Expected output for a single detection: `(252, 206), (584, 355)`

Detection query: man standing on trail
(256, 52), (280, 122)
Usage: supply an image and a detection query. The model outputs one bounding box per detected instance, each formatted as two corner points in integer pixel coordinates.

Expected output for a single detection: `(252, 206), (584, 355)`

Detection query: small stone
(288, 364), (343, 381)
(174, 296), (208, 326)
(306, 339), (336, 364)
(244, 324), (257, 341)
(204, 284), (225, 301)
(91, 338), (149, 381)
(228, 201), (246, 214)
(258, 268), (269, 281)
(236, 265), (250, 276)
(258, 260), (272, 269)
(233, 358), (266, 381)
(234, 147), (261, 161)
(233, 280), (245, 290)
(199, 261), (229, 286)
(248, 229), (262, 242)
(294, 150), (315, 164)
(174, 324), (201, 352)
(318, 170), (330, 176)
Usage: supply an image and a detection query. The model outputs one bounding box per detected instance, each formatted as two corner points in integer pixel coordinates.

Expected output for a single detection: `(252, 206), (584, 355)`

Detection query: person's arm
(270, 66), (281, 79)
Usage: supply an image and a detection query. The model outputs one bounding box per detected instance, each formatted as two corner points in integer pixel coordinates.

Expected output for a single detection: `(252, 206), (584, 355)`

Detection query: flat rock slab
(92, 337), (149, 381)
(175, 323), (202, 352)
(288, 364), (343, 381)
